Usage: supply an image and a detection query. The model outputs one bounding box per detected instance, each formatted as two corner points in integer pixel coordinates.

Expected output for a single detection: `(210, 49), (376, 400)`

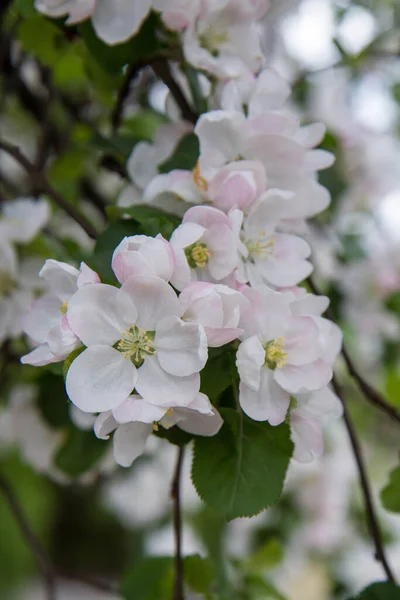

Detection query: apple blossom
(207, 160), (267, 213)
(65, 275), (208, 413)
(21, 260), (100, 367)
(179, 281), (246, 347)
(94, 392), (222, 467)
(170, 205), (241, 290)
(236, 286), (334, 425)
(112, 234), (175, 284)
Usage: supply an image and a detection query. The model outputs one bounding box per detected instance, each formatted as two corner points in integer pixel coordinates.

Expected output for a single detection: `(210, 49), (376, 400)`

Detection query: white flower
(21, 260), (99, 366)
(179, 281), (246, 347)
(94, 392), (223, 467)
(207, 160), (267, 213)
(182, 0), (268, 78)
(170, 205), (241, 290)
(290, 387), (343, 462)
(0, 197), (50, 243)
(236, 286), (333, 425)
(112, 234), (175, 284)
(65, 275), (208, 413)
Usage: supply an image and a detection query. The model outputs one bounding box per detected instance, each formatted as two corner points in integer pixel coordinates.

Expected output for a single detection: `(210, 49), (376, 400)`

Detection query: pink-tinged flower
(208, 160), (267, 213)
(181, 0), (268, 78)
(21, 260), (99, 367)
(236, 192), (313, 288)
(179, 281), (246, 347)
(236, 286), (332, 425)
(195, 110), (334, 193)
(65, 275), (208, 414)
(112, 234), (175, 284)
(94, 392), (222, 467)
(35, 0), (152, 45)
(290, 387), (343, 462)
(153, 0), (202, 31)
(170, 206), (241, 290)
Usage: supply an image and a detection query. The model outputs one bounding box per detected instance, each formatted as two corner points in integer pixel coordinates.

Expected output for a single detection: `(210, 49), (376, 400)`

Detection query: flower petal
(39, 259), (79, 302)
(136, 356), (199, 407)
(239, 368), (290, 425)
(155, 316), (207, 376)
(236, 336), (264, 390)
(112, 395), (166, 424)
(121, 275), (181, 330)
(94, 411), (118, 440)
(20, 344), (58, 367)
(178, 405), (223, 436)
(67, 284), (137, 346)
(66, 346), (137, 413)
(92, 0), (152, 45)
(113, 422), (152, 467)
(274, 360), (332, 394)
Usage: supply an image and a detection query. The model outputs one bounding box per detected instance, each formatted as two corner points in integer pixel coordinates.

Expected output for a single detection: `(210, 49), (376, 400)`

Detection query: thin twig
(308, 275), (400, 424)
(152, 58), (197, 125)
(171, 446), (185, 600)
(0, 473), (57, 599)
(331, 375), (396, 582)
(0, 139), (98, 239)
(111, 59), (148, 133)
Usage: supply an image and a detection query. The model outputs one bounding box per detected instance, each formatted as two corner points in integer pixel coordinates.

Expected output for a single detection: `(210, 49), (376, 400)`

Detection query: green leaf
(192, 409), (293, 520)
(106, 204), (181, 239)
(184, 554), (216, 595)
(37, 371), (70, 428)
(120, 556), (173, 600)
(17, 16), (63, 66)
(158, 134), (200, 173)
(381, 465), (400, 513)
(243, 574), (288, 600)
(79, 12), (163, 74)
(200, 347), (236, 402)
(55, 427), (108, 477)
(347, 582), (400, 599)
(244, 539), (284, 573)
(385, 367), (400, 408)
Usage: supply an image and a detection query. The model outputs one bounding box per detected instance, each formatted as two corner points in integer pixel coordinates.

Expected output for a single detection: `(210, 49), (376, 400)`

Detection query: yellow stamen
(247, 238), (274, 260)
(192, 162), (208, 192)
(116, 325), (156, 366)
(59, 301), (68, 315)
(264, 337), (288, 370)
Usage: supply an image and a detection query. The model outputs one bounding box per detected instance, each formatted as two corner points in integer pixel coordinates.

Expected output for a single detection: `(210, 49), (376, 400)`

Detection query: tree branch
(171, 446), (185, 600)
(151, 58), (197, 125)
(308, 276), (400, 424)
(0, 139), (98, 240)
(0, 473), (57, 600)
(111, 59), (148, 133)
(331, 375), (396, 582)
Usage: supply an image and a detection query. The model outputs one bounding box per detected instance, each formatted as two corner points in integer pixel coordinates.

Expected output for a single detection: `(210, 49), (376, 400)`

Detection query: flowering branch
(308, 276), (400, 424)
(151, 58), (197, 125)
(171, 446), (185, 600)
(331, 375), (396, 583)
(0, 473), (57, 600)
(0, 138), (98, 240)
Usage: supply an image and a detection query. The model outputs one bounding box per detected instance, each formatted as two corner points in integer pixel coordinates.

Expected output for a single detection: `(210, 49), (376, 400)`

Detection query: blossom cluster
(36, 0), (269, 78)
(20, 65), (342, 468)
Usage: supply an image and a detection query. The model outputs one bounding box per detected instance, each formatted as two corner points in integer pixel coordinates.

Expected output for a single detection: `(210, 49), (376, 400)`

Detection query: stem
(171, 446), (185, 600)
(308, 276), (400, 424)
(331, 375), (396, 582)
(151, 58), (197, 125)
(0, 139), (98, 240)
(0, 473), (57, 599)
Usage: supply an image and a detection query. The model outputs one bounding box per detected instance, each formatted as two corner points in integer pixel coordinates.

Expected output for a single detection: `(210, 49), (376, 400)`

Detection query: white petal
(290, 413), (323, 462)
(121, 275), (181, 330)
(236, 336), (264, 390)
(66, 346), (137, 413)
(22, 295), (61, 344)
(178, 405), (223, 436)
(136, 356), (199, 407)
(170, 222), (205, 249)
(92, 0), (152, 45)
(39, 259), (79, 302)
(274, 360), (332, 394)
(155, 317), (207, 376)
(94, 411), (118, 439)
(77, 262), (100, 287)
(20, 344), (58, 366)
(67, 284), (137, 346)
(112, 395), (166, 424)
(47, 317), (80, 359)
(113, 422), (151, 467)
(239, 368), (290, 425)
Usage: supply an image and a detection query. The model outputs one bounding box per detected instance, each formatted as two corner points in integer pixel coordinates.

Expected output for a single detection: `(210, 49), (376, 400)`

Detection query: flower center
(245, 233), (274, 261)
(264, 338), (287, 370)
(59, 301), (68, 315)
(185, 242), (211, 269)
(0, 271), (16, 296)
(116, 325), (156, 367)
(192, 162), (208, 192)
(198, 26), (228, 56)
